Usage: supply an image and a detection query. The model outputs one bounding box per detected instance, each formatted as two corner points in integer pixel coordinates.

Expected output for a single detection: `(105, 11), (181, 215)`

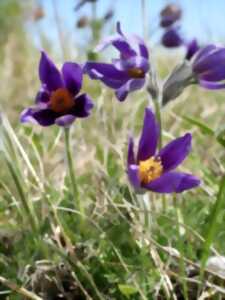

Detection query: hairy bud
(162, 62), (194, 106)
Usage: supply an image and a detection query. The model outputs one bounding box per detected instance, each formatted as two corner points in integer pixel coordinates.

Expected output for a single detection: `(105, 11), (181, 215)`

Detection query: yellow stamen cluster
(50, 88), (74, 113)
(127, 68), (145, 78)
(139, 156), (163, 184)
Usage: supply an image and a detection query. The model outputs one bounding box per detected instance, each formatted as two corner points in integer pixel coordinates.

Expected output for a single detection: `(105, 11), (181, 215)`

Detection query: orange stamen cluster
(50, 88), (74, 113)
(127, 68), (145, 78)
(139, 156), (163, 184)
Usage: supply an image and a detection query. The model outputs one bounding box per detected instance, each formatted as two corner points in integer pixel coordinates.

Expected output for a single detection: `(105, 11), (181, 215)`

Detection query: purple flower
(185, 39), (200, 60)
(127, 108), (200, 194)
(20, 51), (93, 127)
(191, 45), (225, 90)
(161, 27), (183, 48)
(84, 22), (149, 101)
(160, 4), (182, 28)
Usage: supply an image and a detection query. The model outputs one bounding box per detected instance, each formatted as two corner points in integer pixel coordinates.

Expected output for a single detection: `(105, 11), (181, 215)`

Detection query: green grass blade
(201, 175), (225, 271)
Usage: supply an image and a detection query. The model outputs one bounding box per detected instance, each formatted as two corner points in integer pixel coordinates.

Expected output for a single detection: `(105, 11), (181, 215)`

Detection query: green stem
(5, 158), (38, 232)
(151, 90), (164, 211)
(64, 128), (80, 212)
(152, 97), (162, 149)
(162, 195), (166, 212)
(199, 175), (225, 287)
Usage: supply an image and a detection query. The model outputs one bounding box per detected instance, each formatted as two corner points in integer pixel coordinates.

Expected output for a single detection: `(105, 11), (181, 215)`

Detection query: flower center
(50, 88), (74, 113)
(139, 157), (163, 184)
(127, 68), (145, 78)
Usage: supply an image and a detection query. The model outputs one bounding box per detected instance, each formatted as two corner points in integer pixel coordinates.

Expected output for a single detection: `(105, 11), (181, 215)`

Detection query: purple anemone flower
(185, 39), (200, 60)
(161, 27), (183, 48)
(20, 51), (93, 127)
(191, 45), (225, 90)
(127, 108), (200, 194)
(160, 4), (182, 28)
(84, 22), (149, 102)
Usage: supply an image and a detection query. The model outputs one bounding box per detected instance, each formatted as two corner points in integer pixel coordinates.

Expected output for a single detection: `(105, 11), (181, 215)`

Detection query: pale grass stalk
(5, 157), (38, 232)
(51, 0), (67, 59)
(2, 114), (42, 190)
(173, 195), (189, 300)
(149, 245), (177, 300)
(0, 276), (42, 300)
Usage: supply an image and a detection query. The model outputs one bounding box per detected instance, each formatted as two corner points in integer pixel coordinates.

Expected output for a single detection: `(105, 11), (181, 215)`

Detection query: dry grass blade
(0, 276), (43, 300)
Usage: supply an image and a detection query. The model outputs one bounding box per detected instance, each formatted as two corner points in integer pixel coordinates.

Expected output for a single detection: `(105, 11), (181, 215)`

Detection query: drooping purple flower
(185, 39), (200, 60)
(84, 22), (149, 101)
(160, 4), (182, 28)
(20, 51), (93, 127)
(127, 108), (200, 194)
(161, 27), (183, 48)
(191, 45), (225, 90)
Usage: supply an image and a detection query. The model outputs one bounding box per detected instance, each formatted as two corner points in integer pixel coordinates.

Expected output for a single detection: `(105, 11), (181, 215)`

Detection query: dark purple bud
(161, 27), (183, 48)
(103, 9), (114, 22)
(160, 4), (182, 28)
(162, 62), (193, 105)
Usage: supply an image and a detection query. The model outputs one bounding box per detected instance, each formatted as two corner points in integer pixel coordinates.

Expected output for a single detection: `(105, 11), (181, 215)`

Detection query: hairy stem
(64, 128), (80, 212)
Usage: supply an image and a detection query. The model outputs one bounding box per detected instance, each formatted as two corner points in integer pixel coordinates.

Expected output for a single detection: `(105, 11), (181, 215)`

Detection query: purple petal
(55, 115), (76, 127)
(95, 34), (120, 51)
(96, 22), (137, 58)
(62, 62), (82, 95)
(133, 35), (149, 59)
(199, 80), (225, 90)
(159, 133), (192, 172)
(115, 78), (145, 101)
(127, 137), (135, 165)
(185, 39), (200, 61)
(192, 45), (216, 62)
(200, 66), (225, 82)
(39, 51), (63, 91)
(35, 86), (50, 103)
(193, 48), (225, 74)
(96, 35), (137, 58)
(113, 56), (149, 73)
(127, 164), (141, 189)
(137, 108), (159, 162)
(72, 93), (94, 118)
(20, 107), (57, 127)
(84, 62), (129, 88)
(144, 171), (200, 193)
(116, 23), (149, 59)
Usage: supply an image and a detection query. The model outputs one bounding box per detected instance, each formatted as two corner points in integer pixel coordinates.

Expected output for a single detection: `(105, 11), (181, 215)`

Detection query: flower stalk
(64, 127), (80, 212)
(152, 96), (162, 150)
